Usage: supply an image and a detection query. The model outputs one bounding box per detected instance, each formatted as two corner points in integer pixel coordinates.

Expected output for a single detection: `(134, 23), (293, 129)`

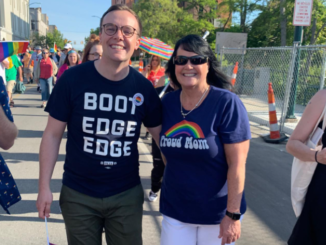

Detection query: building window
(31, 21), (36, 30)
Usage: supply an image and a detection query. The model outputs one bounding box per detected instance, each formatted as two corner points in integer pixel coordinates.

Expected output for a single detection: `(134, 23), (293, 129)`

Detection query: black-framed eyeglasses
(173, 56), (208, 66)
(89, 52), (102, 58)
(102, 23), (138, 38)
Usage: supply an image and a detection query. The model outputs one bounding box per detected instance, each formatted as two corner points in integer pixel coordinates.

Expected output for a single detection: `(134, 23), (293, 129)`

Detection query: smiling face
(151, 56), (160, 69)
(99, 10), (140, 64)
(68, 53), (78, 65)
(175, 47), (209, 89)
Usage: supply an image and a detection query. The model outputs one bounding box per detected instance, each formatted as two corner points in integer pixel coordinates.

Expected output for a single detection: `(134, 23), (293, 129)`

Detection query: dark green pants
(59, 184), (144, 245)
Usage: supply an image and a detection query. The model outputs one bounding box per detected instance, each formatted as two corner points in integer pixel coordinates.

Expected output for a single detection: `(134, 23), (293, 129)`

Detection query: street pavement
(0, 84), (297, 244)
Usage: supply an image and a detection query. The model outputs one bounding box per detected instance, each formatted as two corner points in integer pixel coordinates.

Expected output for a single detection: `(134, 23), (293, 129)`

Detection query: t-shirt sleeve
(13, 55), (22, 68)
(143, 84), (162, 128)
(218, 93), (251, 144)
(45, 71), (72, 122)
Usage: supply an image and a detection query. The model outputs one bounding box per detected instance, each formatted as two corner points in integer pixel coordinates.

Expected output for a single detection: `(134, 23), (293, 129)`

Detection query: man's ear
(134, 36), (141, 51)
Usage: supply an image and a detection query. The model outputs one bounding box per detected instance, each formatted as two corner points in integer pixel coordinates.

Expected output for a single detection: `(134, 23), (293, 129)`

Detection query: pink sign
(293, 0), (313, 26)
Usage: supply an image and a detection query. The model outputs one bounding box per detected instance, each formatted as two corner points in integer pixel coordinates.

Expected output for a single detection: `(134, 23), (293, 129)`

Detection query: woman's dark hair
(64, 51), (80, 66)
(166, 34), (232, 90)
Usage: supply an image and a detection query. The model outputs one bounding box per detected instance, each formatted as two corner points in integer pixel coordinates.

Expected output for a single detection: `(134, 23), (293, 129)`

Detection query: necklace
(180, 87), (209, 118)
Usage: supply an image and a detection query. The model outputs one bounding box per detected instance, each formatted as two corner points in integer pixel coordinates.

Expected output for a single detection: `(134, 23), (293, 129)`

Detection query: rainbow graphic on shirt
(165, 120), (205, 139)
(136, 96), (142, 103)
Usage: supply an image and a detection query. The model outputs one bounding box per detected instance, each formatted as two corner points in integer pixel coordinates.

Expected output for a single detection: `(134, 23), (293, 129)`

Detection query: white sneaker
(148, 190), (158, 202)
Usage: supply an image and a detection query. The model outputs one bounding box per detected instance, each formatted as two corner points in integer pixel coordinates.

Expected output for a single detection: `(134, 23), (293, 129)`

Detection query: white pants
(161, 215), (241, 245)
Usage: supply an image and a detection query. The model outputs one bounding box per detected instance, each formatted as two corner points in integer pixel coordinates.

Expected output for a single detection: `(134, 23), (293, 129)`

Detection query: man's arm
(36, 116), (66, 219)
(219, 140), (250, 245)
(147, 125), (161, 147)
(0, 107), (18, 150)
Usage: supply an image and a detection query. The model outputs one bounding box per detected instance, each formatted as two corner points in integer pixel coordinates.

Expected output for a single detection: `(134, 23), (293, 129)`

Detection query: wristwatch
(226, 210), (241, 220)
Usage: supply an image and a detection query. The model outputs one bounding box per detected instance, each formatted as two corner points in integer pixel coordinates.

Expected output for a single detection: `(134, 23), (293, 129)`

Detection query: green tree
(30, 33), (47, 47)
(46, 29), (65, 49)
(133, 0), (215, 47)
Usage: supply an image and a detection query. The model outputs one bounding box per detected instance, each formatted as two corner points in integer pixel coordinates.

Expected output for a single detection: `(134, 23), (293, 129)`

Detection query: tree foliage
(30, 29), (66, 49)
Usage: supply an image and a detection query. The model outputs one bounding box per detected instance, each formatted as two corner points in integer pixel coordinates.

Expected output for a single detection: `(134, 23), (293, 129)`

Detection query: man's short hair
(100, 4), (142, 37)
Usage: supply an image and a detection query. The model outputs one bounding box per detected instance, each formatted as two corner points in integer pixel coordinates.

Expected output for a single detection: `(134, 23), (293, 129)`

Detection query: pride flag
(0, 41), (29, 62)
(54, 43), (58, 53)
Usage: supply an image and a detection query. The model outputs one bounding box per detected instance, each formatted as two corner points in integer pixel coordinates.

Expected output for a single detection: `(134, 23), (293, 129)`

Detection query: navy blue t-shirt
(159, 86), (251, 225)
(45, 61), (162, 198)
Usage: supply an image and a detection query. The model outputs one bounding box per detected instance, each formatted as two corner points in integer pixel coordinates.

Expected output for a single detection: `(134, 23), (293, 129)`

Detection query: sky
(30, 0), (112, 50)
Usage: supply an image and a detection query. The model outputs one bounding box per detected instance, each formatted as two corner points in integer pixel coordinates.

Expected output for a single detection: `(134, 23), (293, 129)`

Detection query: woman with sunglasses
(142, 55), (165, 87)
(159, 35), (251, 245)
(34, 49), (58, 108)
(57, 50), (80, 81)
(81, 34), (103, 63)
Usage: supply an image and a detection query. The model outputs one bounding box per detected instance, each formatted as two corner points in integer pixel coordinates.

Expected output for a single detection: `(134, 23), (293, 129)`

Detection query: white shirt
(0, 58), (8, 85)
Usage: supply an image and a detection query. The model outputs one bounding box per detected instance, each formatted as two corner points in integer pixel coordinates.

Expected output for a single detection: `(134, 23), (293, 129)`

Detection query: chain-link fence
(220, 44), (326, 135)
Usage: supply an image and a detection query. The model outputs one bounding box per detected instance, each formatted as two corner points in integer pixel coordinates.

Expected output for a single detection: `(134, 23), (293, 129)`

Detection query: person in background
(287, 89), (326, 245)
(34, 49), (58, 108)
(22, 51), (34, 84)
(57, 50), (80, 81)
(5, 55), (23, 108)
(81, 34), (103, 63)
(141, 55), (165, 139)
(142, 55), (165, 87)
(58, 43), (73, 68)
(159, 34), (250, 245)
(29, 46), (42, 86)
(49, 48), (59, 66)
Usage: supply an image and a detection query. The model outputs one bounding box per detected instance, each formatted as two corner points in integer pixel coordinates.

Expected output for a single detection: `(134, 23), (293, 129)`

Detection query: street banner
(293, 0), (313, 26)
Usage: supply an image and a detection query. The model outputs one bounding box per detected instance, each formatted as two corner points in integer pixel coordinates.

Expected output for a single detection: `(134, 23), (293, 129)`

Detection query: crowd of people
(0, 3), (324, 245)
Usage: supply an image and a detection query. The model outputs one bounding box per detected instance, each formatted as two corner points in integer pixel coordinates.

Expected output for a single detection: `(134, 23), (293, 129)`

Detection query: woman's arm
(286, 90), (326, 163)
(219, 140), (249, 245)
(52, 60), (58, 76)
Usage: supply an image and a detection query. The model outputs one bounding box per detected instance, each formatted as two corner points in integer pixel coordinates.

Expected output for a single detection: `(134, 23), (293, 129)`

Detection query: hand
(19, 76), (23, 82)
(218, 216), (241, 245)
(316, 148), (326, 165)
(146, 65), (151, 72)
(36, 189), (53, 219)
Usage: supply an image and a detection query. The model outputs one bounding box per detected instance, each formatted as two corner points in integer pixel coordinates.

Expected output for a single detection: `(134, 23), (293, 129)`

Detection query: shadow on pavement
(2, 152), (66, 163)
(0, 215), (64, 223)
(18, 129), (44, 138)
(245, 137), (296, 241)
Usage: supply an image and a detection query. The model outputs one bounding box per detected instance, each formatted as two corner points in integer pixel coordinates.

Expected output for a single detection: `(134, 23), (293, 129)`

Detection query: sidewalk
(0, 84), (297, 244)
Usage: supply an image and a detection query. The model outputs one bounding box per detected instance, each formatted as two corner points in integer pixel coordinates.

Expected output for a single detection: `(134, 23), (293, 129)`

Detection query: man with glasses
(37, 4), (162, 245)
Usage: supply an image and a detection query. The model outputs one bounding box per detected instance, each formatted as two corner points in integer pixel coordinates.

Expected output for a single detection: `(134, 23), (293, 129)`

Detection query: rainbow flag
(54, 43), (58, 53)
(0, 41), (29, 62)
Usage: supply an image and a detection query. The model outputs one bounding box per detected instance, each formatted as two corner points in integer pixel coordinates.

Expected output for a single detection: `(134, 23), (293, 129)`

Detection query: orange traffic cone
(262, 83), (288, 143)
(139, 60), (143, 73)
(268, 83), (281, 139)
(231, 62), (239, 86)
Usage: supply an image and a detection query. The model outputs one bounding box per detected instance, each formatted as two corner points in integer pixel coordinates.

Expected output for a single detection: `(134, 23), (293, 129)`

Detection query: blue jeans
(40, 77), (53, 101)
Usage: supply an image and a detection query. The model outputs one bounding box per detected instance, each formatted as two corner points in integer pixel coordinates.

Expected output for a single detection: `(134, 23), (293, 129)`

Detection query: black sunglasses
(102, 23), (138, 38)
(173, 56), (208, 66)
(42, 52), (49, 54)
